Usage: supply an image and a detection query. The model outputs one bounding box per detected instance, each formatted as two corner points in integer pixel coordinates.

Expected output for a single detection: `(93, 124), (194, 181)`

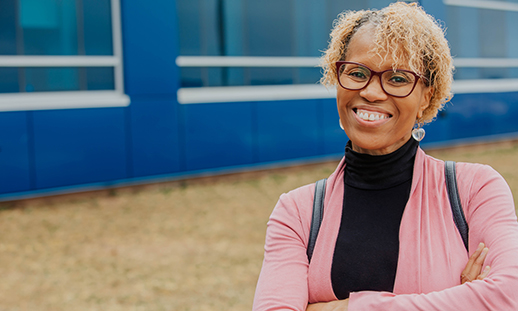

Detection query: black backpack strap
(445, 161), (469, 252)
(307, 178), (327, 262)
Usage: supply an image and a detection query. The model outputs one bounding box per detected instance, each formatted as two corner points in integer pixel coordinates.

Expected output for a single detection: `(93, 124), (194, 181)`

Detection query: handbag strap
(445, 161), (469, 252)
(307, 178), (327, 262)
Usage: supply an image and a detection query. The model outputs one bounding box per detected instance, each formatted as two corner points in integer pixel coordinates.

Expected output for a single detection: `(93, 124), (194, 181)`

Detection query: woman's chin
(349, 135), (410, 155)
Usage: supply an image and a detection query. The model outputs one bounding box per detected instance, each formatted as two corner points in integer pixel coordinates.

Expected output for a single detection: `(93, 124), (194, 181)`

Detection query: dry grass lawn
(0, 140), (517, 311)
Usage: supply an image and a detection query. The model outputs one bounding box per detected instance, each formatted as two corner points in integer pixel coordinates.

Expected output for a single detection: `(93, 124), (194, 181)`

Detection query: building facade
(1, 0), (518, 200)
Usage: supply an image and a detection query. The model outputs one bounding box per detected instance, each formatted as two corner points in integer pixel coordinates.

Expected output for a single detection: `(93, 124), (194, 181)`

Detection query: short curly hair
(320, 2), (453, 124)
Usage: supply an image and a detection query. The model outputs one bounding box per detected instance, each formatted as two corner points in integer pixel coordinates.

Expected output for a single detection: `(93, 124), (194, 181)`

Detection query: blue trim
(2, 130), (517, 203)
(0, 152), (344, 202)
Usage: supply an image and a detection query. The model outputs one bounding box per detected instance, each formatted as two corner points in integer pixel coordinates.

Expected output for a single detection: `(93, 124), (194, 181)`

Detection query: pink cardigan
(253, 148), (518, 310)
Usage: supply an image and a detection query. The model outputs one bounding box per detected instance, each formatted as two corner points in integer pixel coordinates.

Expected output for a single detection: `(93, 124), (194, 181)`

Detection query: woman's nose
(359, 76), (388, 102)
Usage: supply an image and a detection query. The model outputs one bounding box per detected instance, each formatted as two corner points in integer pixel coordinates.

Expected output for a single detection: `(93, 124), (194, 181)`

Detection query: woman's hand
(305, 243), (488, 311)
(307, 299), (349, 311)
(461, 242), (491, 284)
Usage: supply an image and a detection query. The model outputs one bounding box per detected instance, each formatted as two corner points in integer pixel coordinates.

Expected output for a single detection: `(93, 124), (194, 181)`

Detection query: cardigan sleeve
(349, 164), (518, 310)
(252, 185), (314, 311)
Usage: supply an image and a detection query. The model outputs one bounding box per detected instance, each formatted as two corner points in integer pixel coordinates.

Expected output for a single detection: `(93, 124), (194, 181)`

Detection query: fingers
(462, 242), (484, 273)
(477, 266), (491, 280)
(474, 246), (489, 270)
(461, 242), (490, 284)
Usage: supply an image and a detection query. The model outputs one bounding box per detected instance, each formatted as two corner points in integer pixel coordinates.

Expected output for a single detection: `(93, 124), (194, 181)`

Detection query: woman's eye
(347, 69), (368, 79)
(388, 74), (410, 84)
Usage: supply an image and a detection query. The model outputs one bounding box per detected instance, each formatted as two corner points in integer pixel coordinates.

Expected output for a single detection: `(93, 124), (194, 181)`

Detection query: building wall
(1, 0), (518, 201)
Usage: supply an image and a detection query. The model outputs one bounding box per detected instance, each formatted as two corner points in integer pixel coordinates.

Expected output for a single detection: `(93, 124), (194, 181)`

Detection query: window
(444, 0), (518, 91)
(175, 0), (396, 104)
(0, 0), (129, 111)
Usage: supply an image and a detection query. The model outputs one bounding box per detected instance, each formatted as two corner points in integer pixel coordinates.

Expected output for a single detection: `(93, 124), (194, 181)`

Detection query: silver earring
(339, 119), (344, 130)
(412, 125), (425, 142)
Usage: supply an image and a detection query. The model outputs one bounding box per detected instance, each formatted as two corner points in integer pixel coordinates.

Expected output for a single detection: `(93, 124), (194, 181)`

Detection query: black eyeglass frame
(335, 61), (428, 98)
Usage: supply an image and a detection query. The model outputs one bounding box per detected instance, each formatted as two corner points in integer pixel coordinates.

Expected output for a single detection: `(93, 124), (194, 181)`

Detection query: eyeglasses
(335, 61), (427, 98)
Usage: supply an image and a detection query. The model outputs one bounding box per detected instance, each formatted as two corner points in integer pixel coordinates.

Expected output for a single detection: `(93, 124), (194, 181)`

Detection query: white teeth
(356, 109), (389, 121)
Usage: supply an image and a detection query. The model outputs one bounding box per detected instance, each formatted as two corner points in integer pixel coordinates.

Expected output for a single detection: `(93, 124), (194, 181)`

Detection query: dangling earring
(339, 119), (344, 130)
(412, 123), (426, 142)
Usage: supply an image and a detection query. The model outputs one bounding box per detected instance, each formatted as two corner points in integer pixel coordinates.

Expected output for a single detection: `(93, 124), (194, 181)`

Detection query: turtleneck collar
(344, 138), (419, 190)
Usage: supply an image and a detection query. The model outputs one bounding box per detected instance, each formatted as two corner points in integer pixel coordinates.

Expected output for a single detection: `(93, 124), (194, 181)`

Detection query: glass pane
(246, 0), (293, 57)
(446, 6), (480, 59)
(85, 67), (114, 90)
(480, 68), (509, 80)
(249, 68), (295, 86)
(25, 67), (80, 92)
(15, 0), (112, 56)
(368, 0), (396, 10)
(479, 9), (507, 58)
(83, 0), (113, 55)
(0, 0), (17, 55)
(507, 11), (518, 78)
(21, 0), (78, 55)
(176, 0), (409, 87)
(177, 0), (202, 56)
(299, 67), (323, 84)
(9, 67), (115, 93)
(453, 68), (480, 80)
(180, 68), (203, 87)
(0, 68), (20, 93)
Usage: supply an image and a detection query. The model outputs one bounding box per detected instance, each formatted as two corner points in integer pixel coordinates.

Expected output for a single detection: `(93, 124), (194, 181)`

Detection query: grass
(0, 140), (517, 311)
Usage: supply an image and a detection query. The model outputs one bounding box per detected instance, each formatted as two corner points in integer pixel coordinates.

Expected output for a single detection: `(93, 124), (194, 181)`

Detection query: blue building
(1, 0), (518, 200)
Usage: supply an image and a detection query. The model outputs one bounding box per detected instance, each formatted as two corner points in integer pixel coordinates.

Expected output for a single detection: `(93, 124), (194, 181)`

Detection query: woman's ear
(418, 86), (434, 119)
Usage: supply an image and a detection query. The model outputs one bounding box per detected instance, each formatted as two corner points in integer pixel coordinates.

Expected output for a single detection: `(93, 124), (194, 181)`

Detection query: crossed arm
(306, 242), (491, 311)
(253, 164), (518, 311)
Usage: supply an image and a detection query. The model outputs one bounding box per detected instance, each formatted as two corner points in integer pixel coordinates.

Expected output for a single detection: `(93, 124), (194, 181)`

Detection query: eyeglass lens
(338, 63), (417, 97)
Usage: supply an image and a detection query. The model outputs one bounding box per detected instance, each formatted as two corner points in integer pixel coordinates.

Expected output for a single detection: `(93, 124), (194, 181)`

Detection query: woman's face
(337, 26), (432, 155)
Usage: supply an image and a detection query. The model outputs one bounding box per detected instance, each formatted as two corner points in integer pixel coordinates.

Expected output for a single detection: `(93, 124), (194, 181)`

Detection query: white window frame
(0, 0), (129, 112)
(176, 56), (518, 104)
(177, 0), (518, 105)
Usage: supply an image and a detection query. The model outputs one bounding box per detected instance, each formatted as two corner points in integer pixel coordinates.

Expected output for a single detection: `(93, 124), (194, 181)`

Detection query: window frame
(175, 56), (518, 104)
(0, 0), (129, 112)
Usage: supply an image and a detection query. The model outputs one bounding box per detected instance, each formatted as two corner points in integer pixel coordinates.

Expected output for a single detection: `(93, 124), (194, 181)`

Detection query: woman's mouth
(354, 108), (392, 121)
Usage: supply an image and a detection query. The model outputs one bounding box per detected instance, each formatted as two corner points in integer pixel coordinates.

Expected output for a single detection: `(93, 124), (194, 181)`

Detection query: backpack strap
(307, 178), (327, 263)
(307, 163), (470, 262)
(445, 161), (469, 252)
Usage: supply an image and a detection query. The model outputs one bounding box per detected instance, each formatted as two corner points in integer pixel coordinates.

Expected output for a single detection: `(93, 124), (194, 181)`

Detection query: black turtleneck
(331, 138), (419, 299)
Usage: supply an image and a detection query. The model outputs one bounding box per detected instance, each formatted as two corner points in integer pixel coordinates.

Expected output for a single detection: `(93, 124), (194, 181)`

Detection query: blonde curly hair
(320, 2), (453, 124)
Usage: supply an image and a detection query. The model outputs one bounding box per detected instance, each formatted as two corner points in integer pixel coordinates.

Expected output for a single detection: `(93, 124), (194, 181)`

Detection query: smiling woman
(252, 2), (518, 311)
(334, 25), (433, 155)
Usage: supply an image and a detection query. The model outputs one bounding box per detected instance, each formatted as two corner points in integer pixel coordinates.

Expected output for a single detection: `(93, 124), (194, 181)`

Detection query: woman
(253, 2), (518, 310)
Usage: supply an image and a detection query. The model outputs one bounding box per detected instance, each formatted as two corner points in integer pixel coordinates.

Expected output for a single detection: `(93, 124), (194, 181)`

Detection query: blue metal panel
(129, 97), (181, 177)
(0, 112), (32, 194)
(322, 98), (348, 155)
(256, 99), (321, 162)
(182, 102), (254, 171)
(435, 92), (518, 141)
(32, 108), (127, 189)
(422, 110), (450, 144)
(121, 0), (179, 96)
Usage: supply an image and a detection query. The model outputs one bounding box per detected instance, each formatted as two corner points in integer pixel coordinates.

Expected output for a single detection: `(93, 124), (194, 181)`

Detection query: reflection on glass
(1, 0), (112, 56)
(176, 0), (394, 87)
(0, 67), (114, 93)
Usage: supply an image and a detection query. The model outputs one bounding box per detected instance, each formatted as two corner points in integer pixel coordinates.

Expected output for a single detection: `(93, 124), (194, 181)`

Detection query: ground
(0, 140), (517, 311)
